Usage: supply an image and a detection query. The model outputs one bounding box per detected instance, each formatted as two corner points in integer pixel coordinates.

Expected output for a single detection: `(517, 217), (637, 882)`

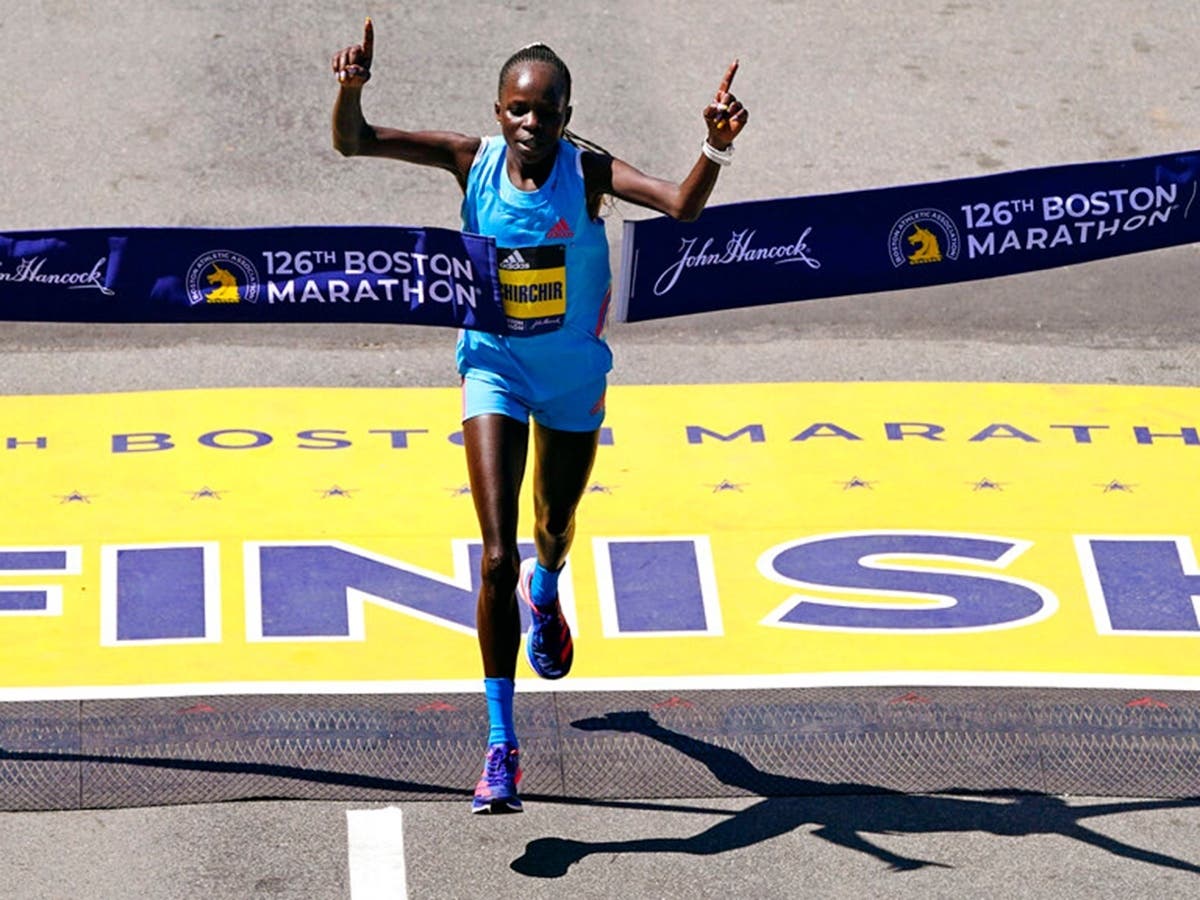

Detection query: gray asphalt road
(2, 794), (1199, 899)
(2, 1), (1199, 897)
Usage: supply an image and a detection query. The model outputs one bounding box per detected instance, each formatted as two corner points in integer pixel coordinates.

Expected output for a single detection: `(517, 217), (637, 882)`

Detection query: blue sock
(484, 677), (517, 747)
(530, 561), (562, 610)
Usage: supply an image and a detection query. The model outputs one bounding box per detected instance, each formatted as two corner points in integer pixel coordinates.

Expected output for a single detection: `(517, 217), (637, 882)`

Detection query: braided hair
(497, 43), (610, 156)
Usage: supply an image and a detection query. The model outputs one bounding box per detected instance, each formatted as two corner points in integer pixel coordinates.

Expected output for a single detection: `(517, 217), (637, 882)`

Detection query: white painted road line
(347, 807), (408, 900)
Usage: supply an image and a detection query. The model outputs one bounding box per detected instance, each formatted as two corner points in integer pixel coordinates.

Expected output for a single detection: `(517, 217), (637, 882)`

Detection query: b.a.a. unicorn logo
(204, 264), (242, 302)
(888, 209), (961, 268)
(185, 250), (261, 305)
(906, 224), (942, 264)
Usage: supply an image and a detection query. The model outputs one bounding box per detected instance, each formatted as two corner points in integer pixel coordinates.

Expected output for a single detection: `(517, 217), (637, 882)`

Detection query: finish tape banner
(0, 225), (504, 331)
(615, 147), (1200, 322)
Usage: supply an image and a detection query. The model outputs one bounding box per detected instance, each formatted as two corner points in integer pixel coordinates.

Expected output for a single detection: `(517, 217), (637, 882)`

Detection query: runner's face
(495, 62), (571, 165)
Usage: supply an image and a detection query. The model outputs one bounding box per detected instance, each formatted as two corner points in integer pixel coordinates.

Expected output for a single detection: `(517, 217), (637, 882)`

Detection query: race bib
(497, 245), (566, 335)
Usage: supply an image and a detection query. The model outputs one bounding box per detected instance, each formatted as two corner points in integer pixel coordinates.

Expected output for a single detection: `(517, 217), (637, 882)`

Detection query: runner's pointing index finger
(362, 16), (374, 62)
(717, 59), (739, 97)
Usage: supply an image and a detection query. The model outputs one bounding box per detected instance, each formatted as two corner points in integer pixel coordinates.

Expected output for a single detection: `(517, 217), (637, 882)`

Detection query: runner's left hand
(703, 61), (748, 149)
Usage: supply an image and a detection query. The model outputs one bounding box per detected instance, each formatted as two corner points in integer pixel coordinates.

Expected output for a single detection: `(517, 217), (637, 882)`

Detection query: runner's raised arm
(331, 18), (479, 189)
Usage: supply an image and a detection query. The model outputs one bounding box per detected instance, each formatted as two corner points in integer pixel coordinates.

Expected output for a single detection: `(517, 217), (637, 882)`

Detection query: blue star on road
(839, 476), (875, 490)
(709, 480), (746, 493)
(970, 478), (1005, 492)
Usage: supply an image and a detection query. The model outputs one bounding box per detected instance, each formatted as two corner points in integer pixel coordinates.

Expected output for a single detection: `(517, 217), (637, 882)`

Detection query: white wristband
(701, 140), (734, 166)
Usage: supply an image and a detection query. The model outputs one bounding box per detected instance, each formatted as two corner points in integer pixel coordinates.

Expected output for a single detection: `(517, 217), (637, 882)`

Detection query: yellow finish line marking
(0, 382), (1196, 698)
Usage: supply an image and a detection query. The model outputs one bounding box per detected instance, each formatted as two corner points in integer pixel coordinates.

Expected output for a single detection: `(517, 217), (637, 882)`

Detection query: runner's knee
(479, 545), (520, 595)
(535, 509), (576, 548)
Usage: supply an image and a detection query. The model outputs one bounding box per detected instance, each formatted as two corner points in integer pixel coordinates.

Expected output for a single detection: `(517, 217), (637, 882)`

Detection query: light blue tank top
(457, 136), (613, 398)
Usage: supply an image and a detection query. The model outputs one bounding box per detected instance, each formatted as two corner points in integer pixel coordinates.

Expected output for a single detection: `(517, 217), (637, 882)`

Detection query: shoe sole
(471, 798), (524, 814)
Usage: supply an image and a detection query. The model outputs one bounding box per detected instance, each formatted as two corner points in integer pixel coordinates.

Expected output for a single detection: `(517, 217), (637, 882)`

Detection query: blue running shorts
(462, 372), (606, 433)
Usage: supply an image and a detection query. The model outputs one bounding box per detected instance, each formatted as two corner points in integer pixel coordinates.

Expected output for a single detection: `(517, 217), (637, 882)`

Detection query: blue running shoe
(518, 558), (574, 679)
(471, 742), (523, 814)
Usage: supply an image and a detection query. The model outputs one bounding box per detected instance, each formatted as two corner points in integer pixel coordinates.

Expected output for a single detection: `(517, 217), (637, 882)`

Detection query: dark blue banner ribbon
(616, 148), (1200, 322)
(0, 225), (504, 331)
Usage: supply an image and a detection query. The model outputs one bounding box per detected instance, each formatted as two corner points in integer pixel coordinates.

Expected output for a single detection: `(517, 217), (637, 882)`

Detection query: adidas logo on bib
(545, 218), (574, 240)
(501, 249), (531, 270)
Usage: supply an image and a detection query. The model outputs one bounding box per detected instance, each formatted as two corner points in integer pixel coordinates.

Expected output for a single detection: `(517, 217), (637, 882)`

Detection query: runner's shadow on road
(511, 710), (1200, 877)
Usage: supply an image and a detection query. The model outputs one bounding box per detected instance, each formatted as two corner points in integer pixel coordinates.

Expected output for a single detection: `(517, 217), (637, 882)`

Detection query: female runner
(332, 19), (747, 813)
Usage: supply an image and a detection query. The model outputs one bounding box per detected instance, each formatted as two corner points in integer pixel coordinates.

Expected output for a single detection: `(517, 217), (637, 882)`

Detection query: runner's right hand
(332, 17), (373, 87)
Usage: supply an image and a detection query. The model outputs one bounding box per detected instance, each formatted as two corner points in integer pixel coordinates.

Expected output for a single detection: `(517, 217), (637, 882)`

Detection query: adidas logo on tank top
(499, 248), (531, 270)
(545, 218), (574, 240)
